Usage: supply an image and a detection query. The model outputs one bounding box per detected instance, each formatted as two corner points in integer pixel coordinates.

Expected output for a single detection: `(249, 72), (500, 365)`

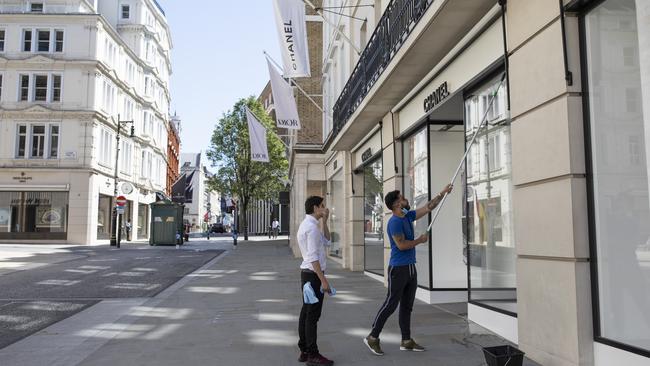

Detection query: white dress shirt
(298, 215), (331, 271)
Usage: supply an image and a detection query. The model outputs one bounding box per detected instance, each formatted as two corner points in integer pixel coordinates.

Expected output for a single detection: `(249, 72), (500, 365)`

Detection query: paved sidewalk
(1, 239), (539, 366)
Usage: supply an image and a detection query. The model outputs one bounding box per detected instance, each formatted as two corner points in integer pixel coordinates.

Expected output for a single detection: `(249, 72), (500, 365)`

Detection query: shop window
(584, 0), (650, 354)
(363, 158), (383, 275)
(464, 75), (516, 315)
(403, 128), (430, 287)
(97, 195), (112, 240)
(0, 191), (68, 240)
(328, 170), (345, 258)
(138, 203), (149, 238)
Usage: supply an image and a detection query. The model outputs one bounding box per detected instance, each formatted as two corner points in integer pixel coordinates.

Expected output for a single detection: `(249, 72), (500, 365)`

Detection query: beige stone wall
(507, 1), (593, 365)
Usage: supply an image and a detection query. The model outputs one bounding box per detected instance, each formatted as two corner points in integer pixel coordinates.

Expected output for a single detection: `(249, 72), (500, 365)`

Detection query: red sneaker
(306, 353), (334, 366)
(298, 352), (309, 362)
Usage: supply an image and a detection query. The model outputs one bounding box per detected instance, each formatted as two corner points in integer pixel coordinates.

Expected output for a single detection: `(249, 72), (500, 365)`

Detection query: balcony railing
(332, 0), (434, 139)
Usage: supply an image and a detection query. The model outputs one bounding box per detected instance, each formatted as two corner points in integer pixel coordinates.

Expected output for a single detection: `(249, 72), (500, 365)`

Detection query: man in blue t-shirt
(364, 185), (452, 356)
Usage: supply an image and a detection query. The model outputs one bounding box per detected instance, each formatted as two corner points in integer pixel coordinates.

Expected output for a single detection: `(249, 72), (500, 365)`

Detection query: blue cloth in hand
(321, 285), (336, 296)
(303, 282), (319, 304)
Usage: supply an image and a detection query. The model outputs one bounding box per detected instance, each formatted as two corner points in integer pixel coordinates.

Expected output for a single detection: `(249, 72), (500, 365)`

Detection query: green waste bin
(149, 201), (184, 246)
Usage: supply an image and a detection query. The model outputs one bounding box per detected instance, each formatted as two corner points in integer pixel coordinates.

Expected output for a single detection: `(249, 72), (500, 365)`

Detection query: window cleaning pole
(427, 73), (507, 232)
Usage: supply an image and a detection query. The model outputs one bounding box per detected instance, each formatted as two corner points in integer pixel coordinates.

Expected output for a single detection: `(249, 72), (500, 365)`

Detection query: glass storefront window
(585, 0), (650, 352)
(328, 170), (345, 258)
(97, 195), (112, 240)
(404, 128), (430, 288)
(138, 203), (149, 238)
(364, 158), (384, 275)
(0, 191), (68, 239)
(464, 75), (516, 314)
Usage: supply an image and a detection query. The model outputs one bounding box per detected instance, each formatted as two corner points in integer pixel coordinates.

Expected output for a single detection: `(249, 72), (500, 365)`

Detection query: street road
(0, 243), (224, 350)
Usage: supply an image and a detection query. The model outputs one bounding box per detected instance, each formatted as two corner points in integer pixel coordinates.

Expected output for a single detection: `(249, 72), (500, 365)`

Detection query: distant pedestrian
(364, 185), (452, 356)
(297, 196), (334, 366)
(125, 219), (132, 241)
(272, 218), (280, 239)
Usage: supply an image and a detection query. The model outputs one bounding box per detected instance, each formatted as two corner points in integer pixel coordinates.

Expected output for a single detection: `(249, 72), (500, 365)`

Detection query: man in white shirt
(272, 218), (280, 239)
(297, 196), (333, 366)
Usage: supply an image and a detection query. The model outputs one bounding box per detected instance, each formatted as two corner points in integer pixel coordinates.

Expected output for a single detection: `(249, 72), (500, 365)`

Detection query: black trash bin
(483, 345), (524, 366)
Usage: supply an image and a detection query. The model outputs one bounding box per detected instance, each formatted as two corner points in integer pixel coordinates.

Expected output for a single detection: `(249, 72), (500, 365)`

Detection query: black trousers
(370, 264), (417, 340)
(298, 270), (325, 355)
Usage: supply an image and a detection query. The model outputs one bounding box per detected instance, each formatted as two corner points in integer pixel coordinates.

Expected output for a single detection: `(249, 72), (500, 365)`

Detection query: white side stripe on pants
(372, 266), (393, 328)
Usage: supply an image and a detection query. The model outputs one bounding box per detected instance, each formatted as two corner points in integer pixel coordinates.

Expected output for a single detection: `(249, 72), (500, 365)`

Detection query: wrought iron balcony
(332, 0), (434, 139)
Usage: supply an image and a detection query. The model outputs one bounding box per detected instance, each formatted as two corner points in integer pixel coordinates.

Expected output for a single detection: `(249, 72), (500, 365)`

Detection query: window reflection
(364, 159), (383, 275)
(464, 76), (516, 314)
(404, 128), (430, 288)
(585, 0), (650, 352)
(328, 170), (344, 258)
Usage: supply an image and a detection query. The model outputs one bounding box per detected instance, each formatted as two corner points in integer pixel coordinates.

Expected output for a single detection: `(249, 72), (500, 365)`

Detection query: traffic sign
(116, 206), (125, 215)
(116, 196), (127, 206)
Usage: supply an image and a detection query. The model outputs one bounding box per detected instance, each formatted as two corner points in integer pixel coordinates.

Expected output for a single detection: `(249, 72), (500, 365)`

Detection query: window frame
(17, 73), (63, 103)
(0, 29), (5, 52)
(576, 0), (650, 359)
(29, 2), (44, 13)
(14, 123), (60, 160)
(121, 4), (131, 19)
(21, 28), (64, 53)
(36, 29), (50, 52)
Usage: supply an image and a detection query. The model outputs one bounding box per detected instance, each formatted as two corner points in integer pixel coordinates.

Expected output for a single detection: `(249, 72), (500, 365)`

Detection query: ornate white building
(0, 0), (172, 244)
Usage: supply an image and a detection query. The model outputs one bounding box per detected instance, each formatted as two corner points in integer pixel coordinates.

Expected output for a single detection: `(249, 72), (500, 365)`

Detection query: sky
(158, 1), (282, 164)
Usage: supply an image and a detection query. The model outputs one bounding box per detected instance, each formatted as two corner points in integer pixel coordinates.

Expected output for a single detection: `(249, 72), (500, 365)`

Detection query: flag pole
(264, 50), (324, 114)
(426, 74), (507, 232)
(301, 0), (362, 55)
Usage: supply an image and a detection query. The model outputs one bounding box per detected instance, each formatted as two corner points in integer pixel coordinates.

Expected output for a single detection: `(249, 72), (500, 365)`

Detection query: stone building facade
(0, 0), (172, 244)
(296, 0), (650, 365)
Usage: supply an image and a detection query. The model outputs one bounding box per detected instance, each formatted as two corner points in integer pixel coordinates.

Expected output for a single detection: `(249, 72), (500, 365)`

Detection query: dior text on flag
(273, 0), (310, 78)
(246, 108), (270, 162)
(267, 59), (301, 129)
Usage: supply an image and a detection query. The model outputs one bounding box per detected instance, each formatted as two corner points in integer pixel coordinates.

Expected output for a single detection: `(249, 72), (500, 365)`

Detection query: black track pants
(370, 264), (417, 340)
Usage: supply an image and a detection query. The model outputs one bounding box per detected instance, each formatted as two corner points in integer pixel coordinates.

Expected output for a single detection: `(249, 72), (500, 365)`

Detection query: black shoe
(306, 353), (334, 366)
(298, 352), (309, 362)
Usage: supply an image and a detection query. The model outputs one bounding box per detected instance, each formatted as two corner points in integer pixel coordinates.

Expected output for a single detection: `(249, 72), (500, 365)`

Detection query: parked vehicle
(210, 223), (225, 233)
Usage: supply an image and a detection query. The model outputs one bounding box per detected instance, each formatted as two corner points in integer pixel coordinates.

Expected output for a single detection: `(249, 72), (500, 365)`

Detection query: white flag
(246, 108), (270, 162)
(273, 0), (310, 78)
(267, 59), (301, 130)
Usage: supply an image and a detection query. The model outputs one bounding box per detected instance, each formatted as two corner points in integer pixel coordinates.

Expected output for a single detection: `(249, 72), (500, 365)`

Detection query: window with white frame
(120, 140), (133, 175)
(104, 38), (117, 67)
(18, 74), (62, 103)
(22, 28), (64, 53)
(15, 123), (60, 159)
(102, 79), (116, 115)
(37, 30), (50, 52)
(121, 4), (130, 19)
(49, 125), (59, 158)
(23, 30), (32, 52)
(30, 3), (43, 12)
(0, 29), (5, 52)
(55, 30), (63, 52)
(99, 128), (113, 166)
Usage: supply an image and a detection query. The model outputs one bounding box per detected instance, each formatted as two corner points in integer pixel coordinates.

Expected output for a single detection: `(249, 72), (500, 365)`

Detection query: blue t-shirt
(387, 210), (417, 266)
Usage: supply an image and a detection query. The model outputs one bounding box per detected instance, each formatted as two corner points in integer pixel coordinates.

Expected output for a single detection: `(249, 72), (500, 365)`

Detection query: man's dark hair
(384, 190), (401, 210)
(305, 196), (324, 215)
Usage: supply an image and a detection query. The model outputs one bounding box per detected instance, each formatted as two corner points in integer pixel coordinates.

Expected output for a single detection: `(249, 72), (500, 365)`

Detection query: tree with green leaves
(207, 96), (288, 240)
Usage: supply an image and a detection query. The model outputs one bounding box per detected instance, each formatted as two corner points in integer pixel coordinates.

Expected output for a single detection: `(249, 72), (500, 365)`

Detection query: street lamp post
(110, 114), (135, 247)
